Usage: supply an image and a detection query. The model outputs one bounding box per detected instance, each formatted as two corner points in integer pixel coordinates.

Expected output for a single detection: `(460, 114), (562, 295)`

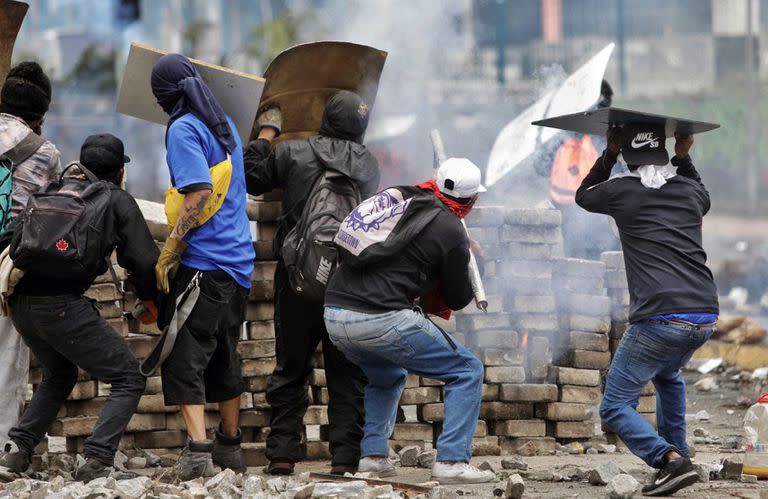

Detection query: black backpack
(281, 168), (361, 302)
(0, 131), (45, 235)
(11, 162), (112, 280)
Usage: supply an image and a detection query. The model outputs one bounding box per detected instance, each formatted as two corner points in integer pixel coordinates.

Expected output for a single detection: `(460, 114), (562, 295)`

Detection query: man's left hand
(674, 132), (693, 159)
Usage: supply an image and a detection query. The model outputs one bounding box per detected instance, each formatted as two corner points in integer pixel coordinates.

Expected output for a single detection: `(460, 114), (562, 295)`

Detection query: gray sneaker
(174, 440), (215, 481)
(212, 427), (245, 474)
(358, 457), (396, 478)
(74, 458), (111, 482)
(0, 441), (30, 473)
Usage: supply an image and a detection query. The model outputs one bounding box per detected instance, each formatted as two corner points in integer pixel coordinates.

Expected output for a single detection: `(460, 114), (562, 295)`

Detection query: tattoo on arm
(170, 190), (211, 240)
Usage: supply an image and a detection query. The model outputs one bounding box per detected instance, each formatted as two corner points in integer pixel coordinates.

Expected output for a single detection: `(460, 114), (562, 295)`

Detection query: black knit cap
(0, 61), (52, 122)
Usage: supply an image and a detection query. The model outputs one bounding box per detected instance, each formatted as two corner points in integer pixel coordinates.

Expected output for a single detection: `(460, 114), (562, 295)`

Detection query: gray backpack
(281, 168), (361, 302)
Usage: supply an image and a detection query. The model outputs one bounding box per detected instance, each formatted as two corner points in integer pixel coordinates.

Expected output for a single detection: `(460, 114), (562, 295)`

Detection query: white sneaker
(358, 457), (397, 478)
(431, 461), (496, 484)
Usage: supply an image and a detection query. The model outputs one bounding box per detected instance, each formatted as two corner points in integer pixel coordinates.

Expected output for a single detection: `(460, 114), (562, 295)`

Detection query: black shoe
(74, 458), (112, 482)
(0, 441), (31, 473)
(212, 426), (245, 474)
(642, 457), (699, 496)
(265, 460), (294, 475)
(330, 464), (358, 476)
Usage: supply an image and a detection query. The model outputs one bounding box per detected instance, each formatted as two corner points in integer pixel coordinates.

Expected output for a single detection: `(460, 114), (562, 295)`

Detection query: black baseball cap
(80, 133), (131, 173)
(620, 124), (669, 166)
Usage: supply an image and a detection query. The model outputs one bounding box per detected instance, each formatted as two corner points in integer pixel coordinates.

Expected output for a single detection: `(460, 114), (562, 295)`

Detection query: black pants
(9, 294), (146, 465)
(266, 264), (365, 466)
(161, 265), (248, 405)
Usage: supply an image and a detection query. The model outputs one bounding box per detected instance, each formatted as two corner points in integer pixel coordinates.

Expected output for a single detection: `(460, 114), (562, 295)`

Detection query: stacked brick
(31, 196), (282, 468)
(27, 203), (662, 461)
(601, 250), (657, 438)
(547, 257), (610, 441)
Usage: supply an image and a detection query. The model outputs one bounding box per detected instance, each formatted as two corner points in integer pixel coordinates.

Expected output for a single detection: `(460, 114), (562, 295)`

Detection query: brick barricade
(26, 201), (649, 461)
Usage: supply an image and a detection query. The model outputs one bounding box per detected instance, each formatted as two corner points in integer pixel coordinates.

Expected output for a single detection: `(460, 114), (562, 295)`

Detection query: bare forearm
(170, 189), (211, 240)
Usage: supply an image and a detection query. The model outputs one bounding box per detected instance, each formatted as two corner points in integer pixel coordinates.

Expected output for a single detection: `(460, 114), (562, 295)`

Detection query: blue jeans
(600, 320), (714, 467)
(324, 307), (484, 462)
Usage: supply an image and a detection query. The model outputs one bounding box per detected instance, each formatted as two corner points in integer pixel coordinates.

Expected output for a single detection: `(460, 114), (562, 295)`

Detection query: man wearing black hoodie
(244, 90), (380, 475)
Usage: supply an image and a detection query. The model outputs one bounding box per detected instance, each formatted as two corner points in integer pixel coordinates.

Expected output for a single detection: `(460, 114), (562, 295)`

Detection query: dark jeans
(600, 320), (714, 467)
(161, 265), (248, 405)
(9, 294), (146, 465)
(266, 264), (365, 466)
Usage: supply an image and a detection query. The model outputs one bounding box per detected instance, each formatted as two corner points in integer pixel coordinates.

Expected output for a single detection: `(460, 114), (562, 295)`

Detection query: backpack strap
(60, 161), (100, 184)
(2, 131), (45, 167)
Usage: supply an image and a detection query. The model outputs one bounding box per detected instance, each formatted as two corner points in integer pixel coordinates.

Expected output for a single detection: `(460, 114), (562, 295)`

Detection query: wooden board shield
(532, 107), (720, 137)
(256, 41), (387, 143)
(0, 1), (29, 85)
(116, 43), (265, 145)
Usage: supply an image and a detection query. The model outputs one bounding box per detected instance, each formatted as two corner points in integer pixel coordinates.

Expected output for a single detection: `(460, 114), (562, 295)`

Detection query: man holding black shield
(576, 124), (718, 497)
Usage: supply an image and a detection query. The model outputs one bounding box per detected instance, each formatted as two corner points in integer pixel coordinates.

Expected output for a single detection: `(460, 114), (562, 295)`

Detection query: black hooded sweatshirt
(243, 92), (380, 255)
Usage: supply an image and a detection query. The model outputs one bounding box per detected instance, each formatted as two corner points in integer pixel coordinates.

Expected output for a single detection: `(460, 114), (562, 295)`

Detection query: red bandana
(416, 179), (475, 219)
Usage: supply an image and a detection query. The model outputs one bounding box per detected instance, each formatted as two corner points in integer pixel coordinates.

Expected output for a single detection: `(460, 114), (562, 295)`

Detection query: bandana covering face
(611, 155), (677, 189)
(150, 54), (236, 153)
(416, 179), (476, 218)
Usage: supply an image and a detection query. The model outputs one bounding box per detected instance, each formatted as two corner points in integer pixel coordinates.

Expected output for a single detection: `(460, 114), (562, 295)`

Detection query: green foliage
(620, 87), (768, 173)
(183, 20), (214, 56)
(245, 9), (316, 63)
(65, 44), (117, 93)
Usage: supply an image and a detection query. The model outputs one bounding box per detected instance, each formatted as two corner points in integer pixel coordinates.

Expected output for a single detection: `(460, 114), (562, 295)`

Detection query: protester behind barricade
(0, 61), (62, 444)
(323, 158), (495, 485)
(150, 54), (254, 481)
(0, 133), (158, 481)
(535, 80), (618, 259)
(576, 125), (718, 497)
(243, 90), (380, 476)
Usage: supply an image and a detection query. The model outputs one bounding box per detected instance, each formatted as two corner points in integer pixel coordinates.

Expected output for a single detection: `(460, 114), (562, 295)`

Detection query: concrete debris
(526, 470), (555, 481)
(694, 376), (718, 392)
(605, 474), (639, 499)
(417, 450), (437, 468)
(428, 485), (461, 498)
(266, 476), (290, 493)
(125, 456), (147, 470)
(114, 476), (151, 498)
(243, 475), (264, 494)
(312, 480), (369, 496)
(205, 469), (239, 490)
(696, 358), (723, 374)
(740, 473), (758, 483)
(500, 456), (528, 471)
(597, 444), (617, 454)
(587, 461), (622, 485)
(505, 473), (525, 499)
(693, 427), (709, 437)
(398, 445), (420, 467)
(694, 410), (711, 421)
(478, 461), (496, 473)
(693, 463), (722, 483)
(586, 448), (599, 455)
(113, 451), (128, 472)
(143, 451), (161, 467)
(752, 367), (768, 380)
(48, 454), (75, 474)
(282, 482), (314, 498)
(720, 458), (744, 480)
(515, 442), (537, 457)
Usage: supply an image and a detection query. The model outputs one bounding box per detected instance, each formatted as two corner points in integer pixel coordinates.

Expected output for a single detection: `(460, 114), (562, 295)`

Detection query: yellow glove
(155, 238), (188, 294)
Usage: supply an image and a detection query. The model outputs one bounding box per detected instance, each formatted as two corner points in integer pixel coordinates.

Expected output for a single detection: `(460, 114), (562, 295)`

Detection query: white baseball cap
(437, 157), (487, 198)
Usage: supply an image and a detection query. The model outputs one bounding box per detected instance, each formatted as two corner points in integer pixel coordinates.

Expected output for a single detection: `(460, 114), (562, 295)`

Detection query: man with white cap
(323, 158), (494, 484)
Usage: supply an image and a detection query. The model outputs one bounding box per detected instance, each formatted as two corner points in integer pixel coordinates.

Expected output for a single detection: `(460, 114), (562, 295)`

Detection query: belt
(645, 319), (716, 331)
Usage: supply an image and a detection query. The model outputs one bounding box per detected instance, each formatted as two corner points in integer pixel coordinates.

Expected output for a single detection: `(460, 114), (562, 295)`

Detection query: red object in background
(421, 286), (451, 320)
